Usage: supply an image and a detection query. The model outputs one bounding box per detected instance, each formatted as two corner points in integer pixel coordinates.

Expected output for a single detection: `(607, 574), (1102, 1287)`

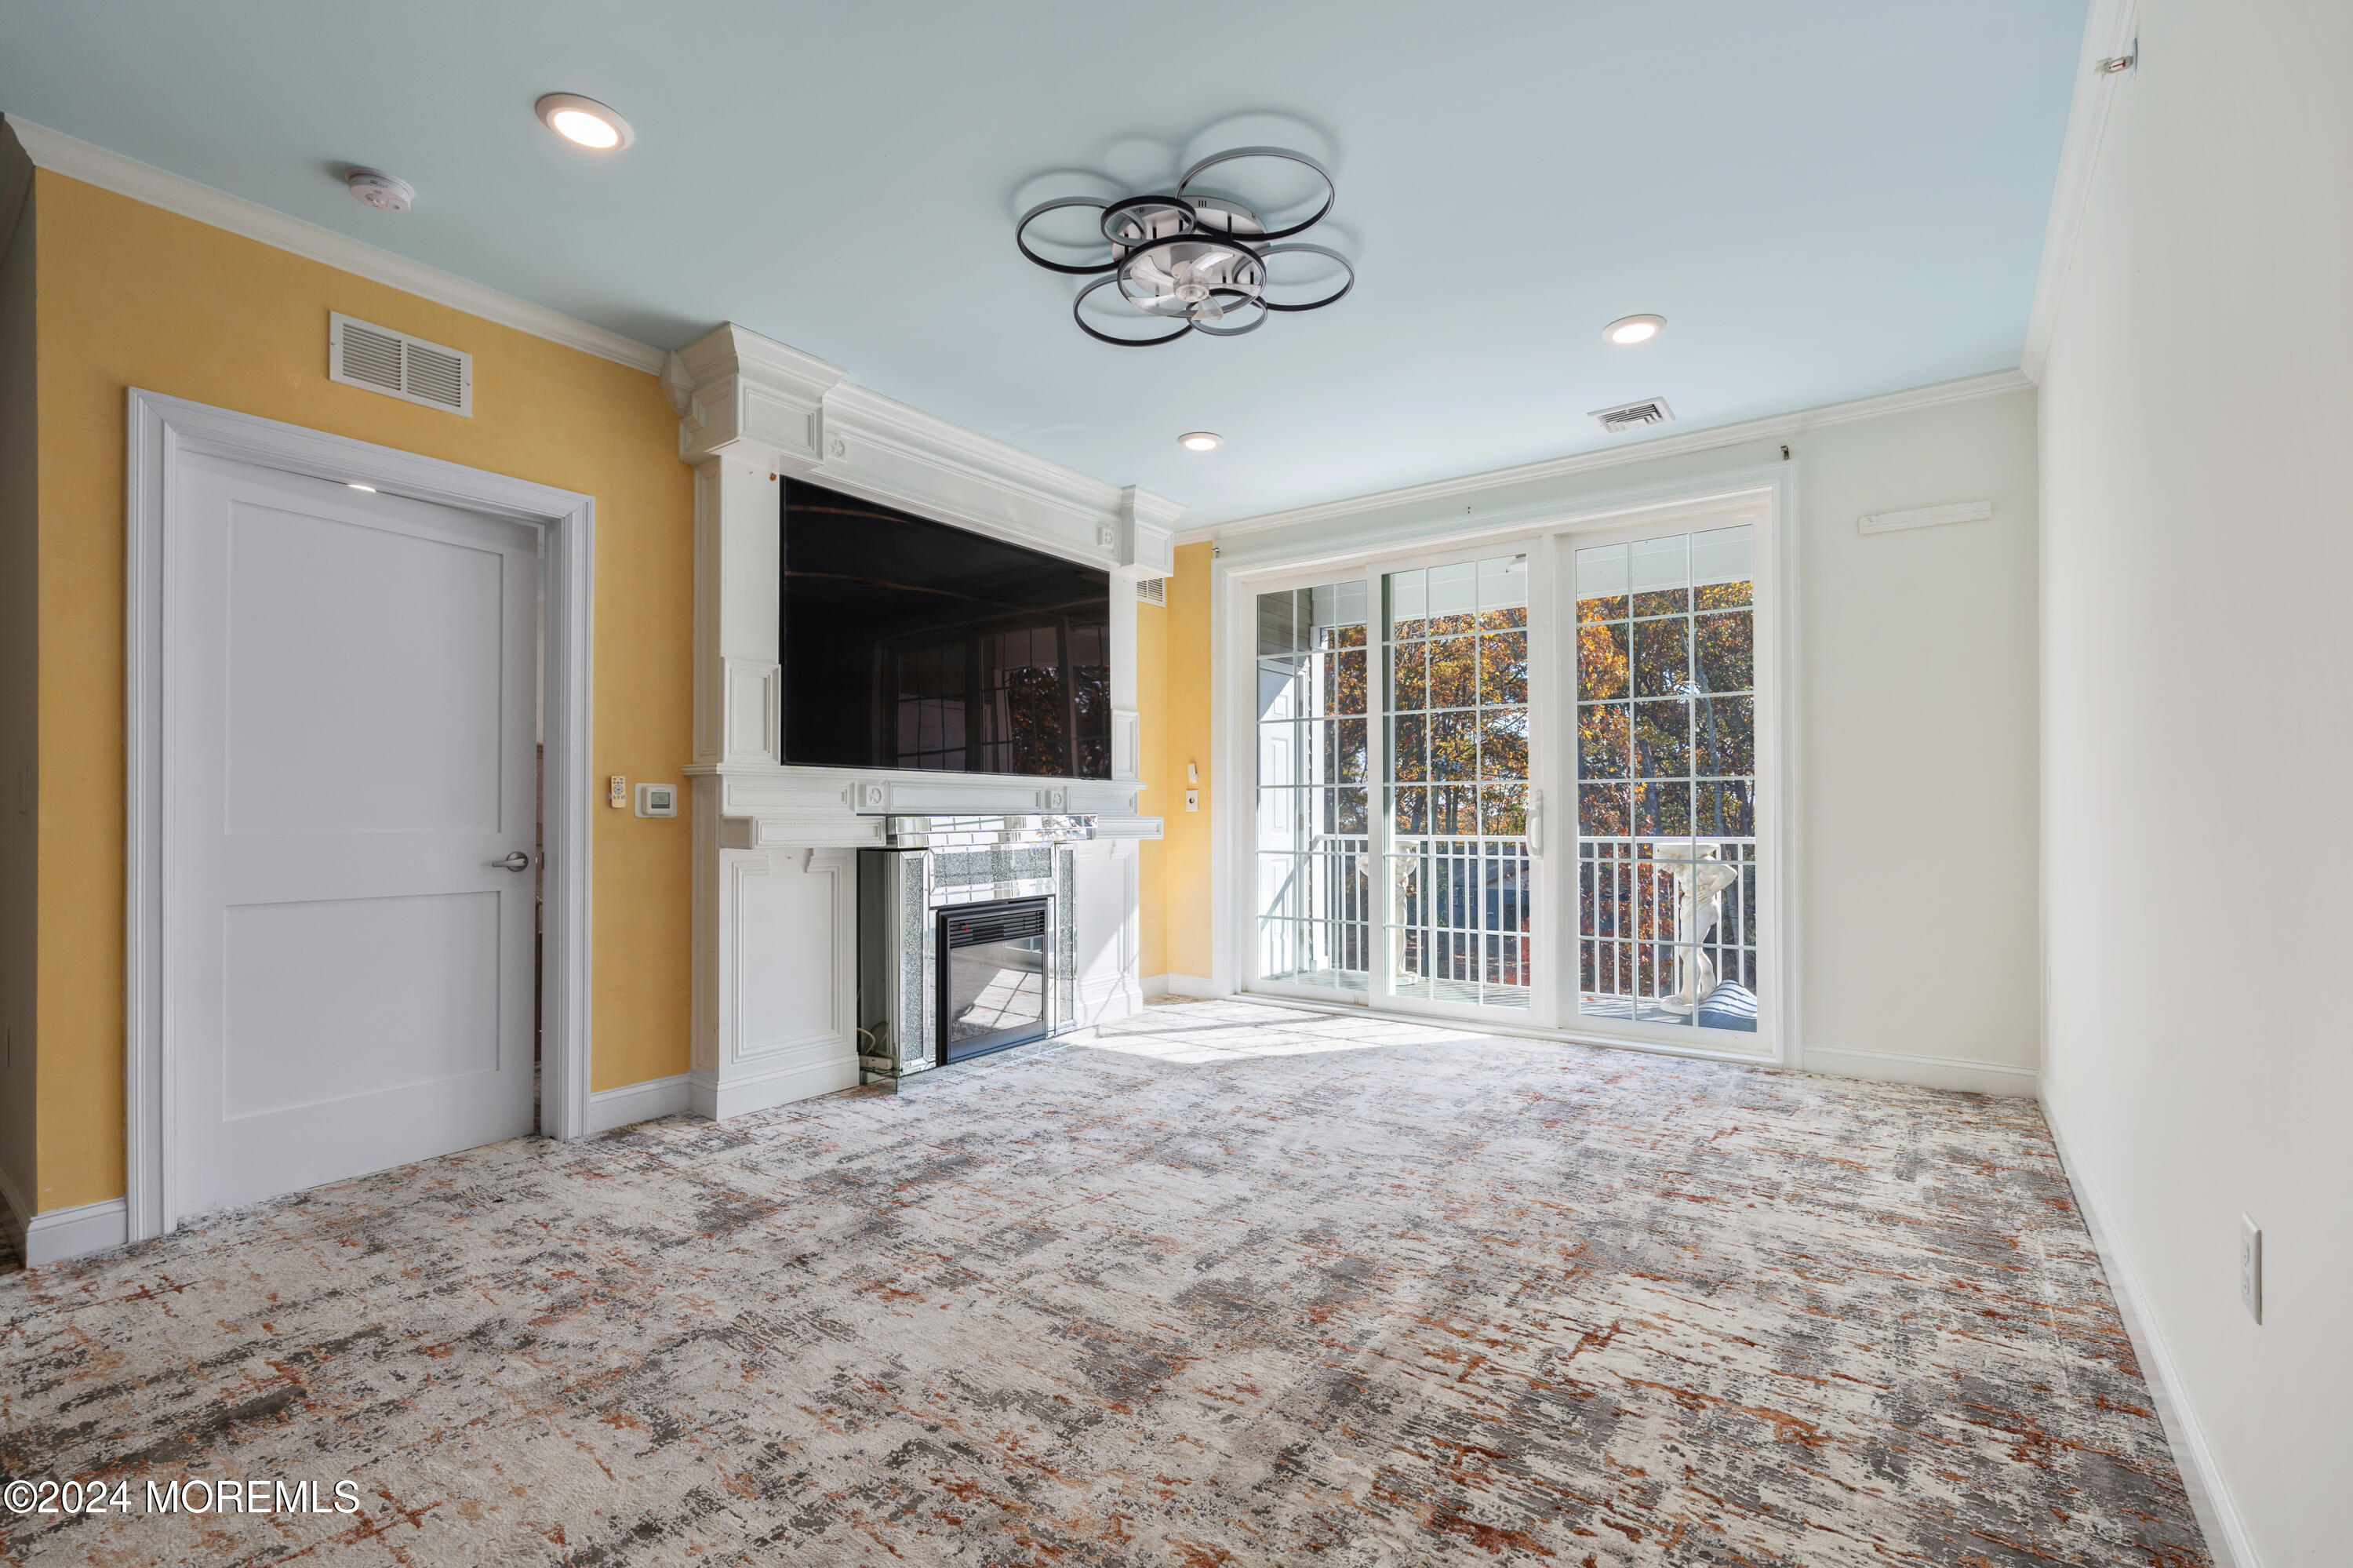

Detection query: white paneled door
(167, 453), (540, 1218)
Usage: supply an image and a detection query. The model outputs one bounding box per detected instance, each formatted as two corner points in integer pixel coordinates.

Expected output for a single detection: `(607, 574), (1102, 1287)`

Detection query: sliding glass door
(1254, 583), (1372, 995)
(1251, 553), (1539, 1017)
(1571, 522), (1762, 1041)
(1380, 555), (1534, 1011)
(1245, 505), (1770, 1050)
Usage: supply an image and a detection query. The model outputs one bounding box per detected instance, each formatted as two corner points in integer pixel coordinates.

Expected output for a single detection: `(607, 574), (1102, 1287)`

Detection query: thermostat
(635, 783), (678, 818)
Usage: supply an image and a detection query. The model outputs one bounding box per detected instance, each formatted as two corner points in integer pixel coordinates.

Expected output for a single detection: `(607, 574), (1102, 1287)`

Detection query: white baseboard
(689, 1051), (860, 1121)
(1078, 968), (1144, 1016)
(2042, 1091), (2256, 1568)
(1145, 972), (1225, 1000)
(1802, 1045), (2041, 1097)
(18, 1197), (132, 1268)
(585, 1073), (693, 1135)
(0, 1166), (128, 1268)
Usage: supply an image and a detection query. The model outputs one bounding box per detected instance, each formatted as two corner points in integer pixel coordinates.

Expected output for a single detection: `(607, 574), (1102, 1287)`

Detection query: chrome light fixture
(1016, 147), (1354, 346)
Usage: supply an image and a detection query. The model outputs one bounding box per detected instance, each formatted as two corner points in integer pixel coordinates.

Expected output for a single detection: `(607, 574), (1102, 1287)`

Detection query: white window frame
(1366, 535), (1556, 1027)
(1235, 559), (1382, 1007)
(1213, 467), (1798, 1068)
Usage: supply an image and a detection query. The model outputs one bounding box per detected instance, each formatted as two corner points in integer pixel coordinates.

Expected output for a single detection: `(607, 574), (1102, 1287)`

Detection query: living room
(0, 3), (2343, 1563)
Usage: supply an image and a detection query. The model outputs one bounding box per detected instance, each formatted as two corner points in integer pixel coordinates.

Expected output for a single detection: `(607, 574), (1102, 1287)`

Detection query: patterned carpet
(1, 1000), (2208, 1566)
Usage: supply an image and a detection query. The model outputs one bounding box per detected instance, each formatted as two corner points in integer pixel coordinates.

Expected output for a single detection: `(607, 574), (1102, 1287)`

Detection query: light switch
(608, 775), (627, 808)
(1187, 762), (1199, 785)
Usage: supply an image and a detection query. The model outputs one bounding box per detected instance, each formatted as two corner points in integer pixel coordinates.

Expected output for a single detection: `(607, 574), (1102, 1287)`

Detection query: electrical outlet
(2239, 1216), (2262, 1324)
(1184, 789), (1199, 812)
(608, 775), (627, 808)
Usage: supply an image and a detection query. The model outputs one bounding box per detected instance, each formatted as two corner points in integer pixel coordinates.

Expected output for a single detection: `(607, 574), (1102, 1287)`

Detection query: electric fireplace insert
(937, 897), (1051, 1063)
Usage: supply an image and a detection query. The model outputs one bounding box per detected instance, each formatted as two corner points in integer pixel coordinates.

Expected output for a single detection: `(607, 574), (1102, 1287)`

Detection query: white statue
(1651, 841), (1739, 1014)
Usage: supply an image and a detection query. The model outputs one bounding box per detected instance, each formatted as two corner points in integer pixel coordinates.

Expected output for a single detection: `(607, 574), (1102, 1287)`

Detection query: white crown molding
(5, 114), (1186, 570)
(2021, 0), (2140, 384)
(817, 380), (1122, 560)
(665, 321), (1184, 576)
(1, 114), (666, 375)
(1177, 368), (2033, 548)
(673, 322), (847, 468)
(1118, 486), (1182, 576)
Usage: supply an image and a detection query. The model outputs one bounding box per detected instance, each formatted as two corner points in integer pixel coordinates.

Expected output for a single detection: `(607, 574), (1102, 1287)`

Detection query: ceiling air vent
(1590, 397), (1673, 436)
(329, 312), (472, 416)
(1135, 577), (1167, 606)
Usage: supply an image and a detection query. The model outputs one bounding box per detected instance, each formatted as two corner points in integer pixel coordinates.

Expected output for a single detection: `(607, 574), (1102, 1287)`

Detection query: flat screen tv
(780, 479), (1111, 779)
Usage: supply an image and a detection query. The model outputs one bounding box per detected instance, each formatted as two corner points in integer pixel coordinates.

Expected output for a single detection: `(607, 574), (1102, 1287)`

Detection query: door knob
(493, 851), (533, 872)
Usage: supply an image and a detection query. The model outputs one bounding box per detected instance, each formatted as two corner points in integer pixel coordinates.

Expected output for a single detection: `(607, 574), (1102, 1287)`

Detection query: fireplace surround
(856, 816), (1089, 1079)
(671, 322), (1169, 1122)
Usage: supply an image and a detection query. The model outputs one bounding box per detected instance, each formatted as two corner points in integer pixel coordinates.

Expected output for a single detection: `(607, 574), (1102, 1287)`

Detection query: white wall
(1200, 382), (2043, 1087)
(2037, 2), (2353, 1562)
(0, 171), (37, 1235)
(1795, 393), (2040, 1079)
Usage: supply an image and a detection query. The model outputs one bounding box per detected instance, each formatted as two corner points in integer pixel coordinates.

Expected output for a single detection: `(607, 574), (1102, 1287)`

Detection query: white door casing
(166, 456), (539, 1218)
(127, 390), (595, 1242)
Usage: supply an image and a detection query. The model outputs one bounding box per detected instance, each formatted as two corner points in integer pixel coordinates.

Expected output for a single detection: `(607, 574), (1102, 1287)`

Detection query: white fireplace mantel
(667, 320), (1181, 580)
(671, 321), (1173, 1122)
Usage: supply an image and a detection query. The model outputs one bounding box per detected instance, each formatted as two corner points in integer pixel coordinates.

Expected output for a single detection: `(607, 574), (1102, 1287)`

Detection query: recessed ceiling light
(1604, 314), (1666, 346)
(535, 93), (635, 151)
(1179, 431), (1222, 452)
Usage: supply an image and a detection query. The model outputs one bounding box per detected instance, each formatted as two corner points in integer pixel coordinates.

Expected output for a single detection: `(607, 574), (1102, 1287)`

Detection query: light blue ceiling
(0, 1), (2083, 526)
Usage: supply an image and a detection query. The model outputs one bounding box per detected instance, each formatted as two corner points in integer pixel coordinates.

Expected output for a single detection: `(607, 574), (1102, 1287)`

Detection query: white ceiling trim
(1, 114), (666, 375)
(667, 322), (1180, 578)
(1179, 367), (2034, 547)
(2020, 0), (2139, 384)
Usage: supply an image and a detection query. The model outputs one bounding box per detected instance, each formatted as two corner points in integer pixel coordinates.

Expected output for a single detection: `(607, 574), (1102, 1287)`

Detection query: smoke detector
(345, 168), (414, 213)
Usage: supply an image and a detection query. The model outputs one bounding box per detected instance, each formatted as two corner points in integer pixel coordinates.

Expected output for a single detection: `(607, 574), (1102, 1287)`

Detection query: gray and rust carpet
(1, 1001), (2209, 1566)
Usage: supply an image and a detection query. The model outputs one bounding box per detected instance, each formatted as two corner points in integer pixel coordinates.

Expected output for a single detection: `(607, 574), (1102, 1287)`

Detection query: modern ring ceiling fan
(1016, 147), (1355, 346)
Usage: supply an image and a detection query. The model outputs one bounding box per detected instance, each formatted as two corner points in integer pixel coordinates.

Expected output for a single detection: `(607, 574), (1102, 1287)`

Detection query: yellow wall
(1157, 541), (1214, 980)
(1, 181), (39, 1217)
(1134, 592), (1168, 978)
(30, 171), (694, 1210)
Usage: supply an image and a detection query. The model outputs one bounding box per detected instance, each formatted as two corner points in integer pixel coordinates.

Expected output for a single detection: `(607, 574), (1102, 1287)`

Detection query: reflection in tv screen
(781, 479), (1111, 780)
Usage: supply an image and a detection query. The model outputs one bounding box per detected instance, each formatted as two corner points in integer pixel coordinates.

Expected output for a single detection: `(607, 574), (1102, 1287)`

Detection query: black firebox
(936, 897), (1052, 1064)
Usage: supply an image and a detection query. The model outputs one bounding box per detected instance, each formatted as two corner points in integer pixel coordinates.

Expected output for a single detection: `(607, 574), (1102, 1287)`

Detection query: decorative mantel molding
(667, 321), (1179, 577)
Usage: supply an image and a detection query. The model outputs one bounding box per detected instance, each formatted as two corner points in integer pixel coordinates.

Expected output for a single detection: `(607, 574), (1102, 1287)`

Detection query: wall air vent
(1135, 577), (1166, 606)
(1590, 397), (1674, 435)
(328, 312), (472, 416)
